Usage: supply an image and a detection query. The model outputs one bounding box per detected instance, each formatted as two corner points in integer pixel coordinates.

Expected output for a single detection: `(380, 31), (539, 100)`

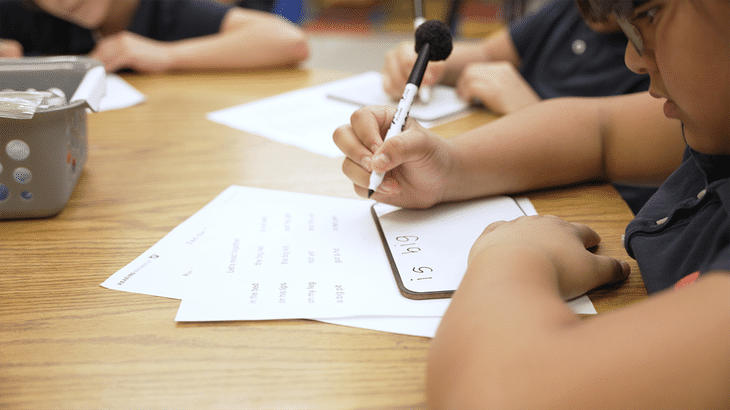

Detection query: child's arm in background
(440, 29), (522, 86)
(427, 216), (730, 409)
(447, 30), (540, 115)
(91, 8), (308, 73)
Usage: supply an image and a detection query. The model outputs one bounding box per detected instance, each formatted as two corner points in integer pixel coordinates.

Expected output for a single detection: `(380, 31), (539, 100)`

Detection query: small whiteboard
(371, 196), (533, 299)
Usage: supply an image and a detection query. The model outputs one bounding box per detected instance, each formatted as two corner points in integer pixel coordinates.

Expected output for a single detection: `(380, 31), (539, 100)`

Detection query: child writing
(333, 0), (729, 408)
(383, 0), (657, 214)
(0, 0), (309, 73)
(381, 0), (649, 115)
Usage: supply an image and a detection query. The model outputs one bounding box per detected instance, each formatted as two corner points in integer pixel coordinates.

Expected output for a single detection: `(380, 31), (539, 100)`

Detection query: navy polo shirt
(0, 0), (230, 57)
(510, 0), (654, 215)
(510, 0), (649, 99)
(625, 146), (730, 293)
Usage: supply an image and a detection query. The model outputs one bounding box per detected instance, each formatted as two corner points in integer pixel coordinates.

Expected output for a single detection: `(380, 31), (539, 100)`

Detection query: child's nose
(624, 42), (655, 75)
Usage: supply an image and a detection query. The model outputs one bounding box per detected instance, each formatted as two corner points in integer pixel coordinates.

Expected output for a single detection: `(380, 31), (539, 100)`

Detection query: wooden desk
(0, 69), (646, 409)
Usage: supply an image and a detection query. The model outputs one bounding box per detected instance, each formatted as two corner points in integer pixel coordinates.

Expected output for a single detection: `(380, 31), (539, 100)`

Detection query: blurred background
(220, 0), (516, 73)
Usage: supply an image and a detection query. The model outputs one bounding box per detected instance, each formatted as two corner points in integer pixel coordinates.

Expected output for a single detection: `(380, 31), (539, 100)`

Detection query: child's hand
(0, 39), (23, 57)
(381, 41), (446, 100)
(468, 215), (630, 300)
(90, 31), (173, 73)
(333, 105), (454, 208)
(456, 61), (541, 115)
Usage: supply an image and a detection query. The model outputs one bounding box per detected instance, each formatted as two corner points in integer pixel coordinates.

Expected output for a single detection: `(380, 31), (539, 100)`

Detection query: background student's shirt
(510, 0), (654, 215)
(510, 0), (649, 99)
(0, 0), (231, 57)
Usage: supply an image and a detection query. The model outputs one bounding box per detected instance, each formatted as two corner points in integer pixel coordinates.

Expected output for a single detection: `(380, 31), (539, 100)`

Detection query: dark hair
(574, 0), (636, 22)
(503, 0), (531, 22)
(21, 0), (42, 11)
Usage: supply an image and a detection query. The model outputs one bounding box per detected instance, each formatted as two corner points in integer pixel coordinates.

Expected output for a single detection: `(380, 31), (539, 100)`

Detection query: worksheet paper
(205, 72), (472, 158)
(101, 186), (596, 338)
(175, 187), (451, 321)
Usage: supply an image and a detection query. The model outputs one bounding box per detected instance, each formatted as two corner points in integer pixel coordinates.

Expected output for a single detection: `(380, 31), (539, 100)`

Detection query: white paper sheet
(326, 71), (470, 122)
(99, 74), (146, 111)
(323, 289), (597, 337)
(100, 186), (238, 298)
(205, 72), (470, 158)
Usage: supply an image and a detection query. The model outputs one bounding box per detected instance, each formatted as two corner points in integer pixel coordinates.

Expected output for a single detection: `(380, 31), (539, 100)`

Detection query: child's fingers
(369, 122), (428, 175)
(334, 107), (394, 168)
(0, 39), (23, 57)
(568, 255), (630, 300)
(341, 157), (374, 197)
(568, 221), (603, 250)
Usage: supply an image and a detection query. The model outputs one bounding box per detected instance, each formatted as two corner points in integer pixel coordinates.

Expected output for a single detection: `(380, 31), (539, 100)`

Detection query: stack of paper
(102, 186), (596, 338)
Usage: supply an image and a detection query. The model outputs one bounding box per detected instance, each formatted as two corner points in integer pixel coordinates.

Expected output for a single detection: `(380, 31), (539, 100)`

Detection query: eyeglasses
(615, 13), (645, 56)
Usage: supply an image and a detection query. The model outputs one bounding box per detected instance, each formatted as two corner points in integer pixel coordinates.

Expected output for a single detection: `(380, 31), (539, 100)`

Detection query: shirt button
(656, 217), (669, 225)
(572, 39), (587, 55)
(697, 189), (707, 200)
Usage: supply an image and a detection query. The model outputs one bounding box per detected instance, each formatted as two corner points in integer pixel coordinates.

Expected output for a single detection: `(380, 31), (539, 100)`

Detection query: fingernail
(620, 260), (631, 276)
(381, 179), (398, 194)
(372, 153), (389, 171)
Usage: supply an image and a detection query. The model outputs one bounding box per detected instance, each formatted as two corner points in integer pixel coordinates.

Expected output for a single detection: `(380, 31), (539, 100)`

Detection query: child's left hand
(455, 61), (541, 115)
(90, 31), (173, 73)
(467, 215), (630, 300)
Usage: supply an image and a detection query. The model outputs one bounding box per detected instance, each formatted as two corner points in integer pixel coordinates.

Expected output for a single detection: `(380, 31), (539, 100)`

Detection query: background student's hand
(467, 215), (630, 300)
(0, 39), (23, 57)
(381, 41), (447, 100)
(333, 105), (454, 208)
(456, 61), (541, 115)
(90, 31), (173, 73)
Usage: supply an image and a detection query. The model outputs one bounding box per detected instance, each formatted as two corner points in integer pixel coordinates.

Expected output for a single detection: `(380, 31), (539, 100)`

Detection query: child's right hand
(381, 41), (446, 100)
(333, 105), (455, 209)
(0, 39), (23, 58)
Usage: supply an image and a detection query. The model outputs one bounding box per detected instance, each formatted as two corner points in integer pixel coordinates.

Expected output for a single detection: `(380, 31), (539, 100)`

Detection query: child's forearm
(440, 97), (605, 202)
(167, 10), (308, 70)
(428, 248), (730, 409)
(438, 92), (683, 202)
(428, 245), (579, 409)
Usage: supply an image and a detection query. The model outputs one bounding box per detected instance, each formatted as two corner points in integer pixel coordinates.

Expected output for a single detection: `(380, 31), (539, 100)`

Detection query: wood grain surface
(0, 69), (645, 409)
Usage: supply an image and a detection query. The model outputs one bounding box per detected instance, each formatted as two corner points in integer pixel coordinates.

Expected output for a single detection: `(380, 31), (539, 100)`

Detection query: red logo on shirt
(674, 271), (700, 290)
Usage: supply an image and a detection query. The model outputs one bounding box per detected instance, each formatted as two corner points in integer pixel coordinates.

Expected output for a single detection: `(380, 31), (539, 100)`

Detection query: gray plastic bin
(0, 57), (105, 219)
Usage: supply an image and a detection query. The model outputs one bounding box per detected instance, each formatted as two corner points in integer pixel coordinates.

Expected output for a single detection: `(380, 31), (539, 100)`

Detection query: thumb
(370, 124), (429, 174)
